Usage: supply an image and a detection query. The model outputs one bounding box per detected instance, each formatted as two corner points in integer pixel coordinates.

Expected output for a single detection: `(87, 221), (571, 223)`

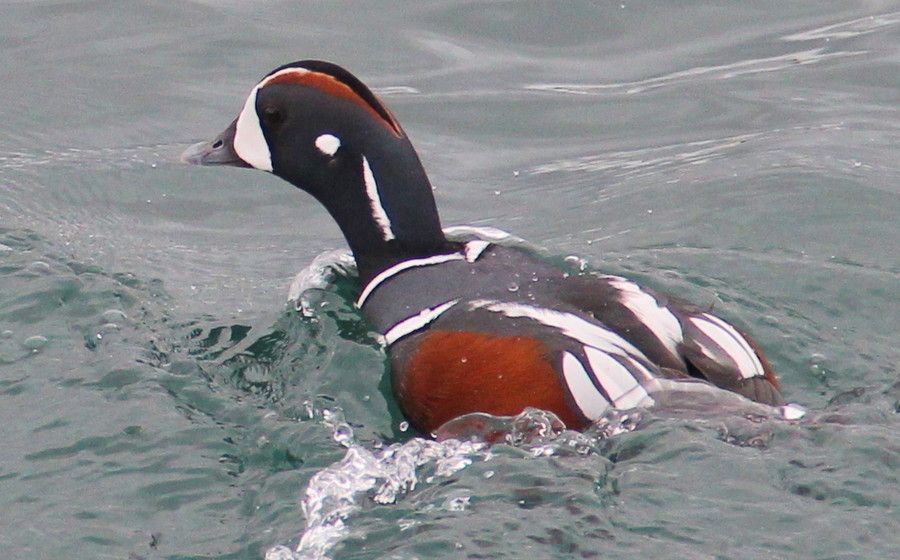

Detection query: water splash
(264, 406), (634, 560)
(287, 227), (532, 316)
(266, 408), (487, 560)
(287, 250), (357, 316)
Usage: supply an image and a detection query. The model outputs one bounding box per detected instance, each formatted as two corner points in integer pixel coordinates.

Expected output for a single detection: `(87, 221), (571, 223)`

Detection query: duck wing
(557, 273), (783, 406)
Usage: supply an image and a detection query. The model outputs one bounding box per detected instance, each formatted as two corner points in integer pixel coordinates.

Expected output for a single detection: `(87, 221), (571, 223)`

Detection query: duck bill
(181, 118), (251, 167)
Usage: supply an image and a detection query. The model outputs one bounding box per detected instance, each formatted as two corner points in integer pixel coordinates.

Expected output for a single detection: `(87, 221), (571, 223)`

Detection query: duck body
(360, 241), (781, 432)
(183, 60), (785, 435)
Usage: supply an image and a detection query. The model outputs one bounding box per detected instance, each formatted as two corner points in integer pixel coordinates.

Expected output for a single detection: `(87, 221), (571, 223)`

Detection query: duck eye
(261, 106), (283, 126)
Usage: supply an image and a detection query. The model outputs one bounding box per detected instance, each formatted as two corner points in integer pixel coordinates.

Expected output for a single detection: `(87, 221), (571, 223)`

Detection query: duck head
(182, 60), (454, 282)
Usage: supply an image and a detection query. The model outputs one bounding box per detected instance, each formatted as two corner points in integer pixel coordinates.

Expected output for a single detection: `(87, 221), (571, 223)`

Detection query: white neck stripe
(356, 253), (464, 307)
(355, 240), (492, 308)
(362, 156), (395, 242)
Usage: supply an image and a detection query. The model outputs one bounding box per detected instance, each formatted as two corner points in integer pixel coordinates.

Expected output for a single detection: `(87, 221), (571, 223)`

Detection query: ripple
(0, 142), (183, 173)
(525, 48), (866, 96)
(782, 10), (900, 41)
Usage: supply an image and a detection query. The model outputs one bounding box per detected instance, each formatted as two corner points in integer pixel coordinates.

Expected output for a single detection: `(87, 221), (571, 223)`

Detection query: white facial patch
(315, 134), (341, 156)
(232, 67), (316, 172)
(233, 87), (273, 172)
(362, 156), (396, 242)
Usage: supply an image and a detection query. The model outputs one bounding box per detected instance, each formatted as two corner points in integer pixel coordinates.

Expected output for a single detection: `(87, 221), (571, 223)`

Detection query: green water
(1, 2), (898, 559)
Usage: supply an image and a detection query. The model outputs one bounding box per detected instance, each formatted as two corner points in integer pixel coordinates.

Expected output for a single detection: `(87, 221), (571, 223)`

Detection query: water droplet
(102, 309), (127, 322)
(780, 403), (806, 421)
(333, 424), (354, 446)
(23, 335), (48, 351)
(506, 283), (519, 292)
(513, 170), (520, 177)
(398, 421), (409, 432)
(484, 470), (494, 479)
(460, 357), (468, 364)
(26, 261), (51, 275)
(444, 496), (470, 511)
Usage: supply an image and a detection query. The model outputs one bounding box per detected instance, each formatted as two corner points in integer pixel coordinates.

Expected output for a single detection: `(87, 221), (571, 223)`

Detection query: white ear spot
(233, 86), (273, 172)
(315, 134), (341, 157)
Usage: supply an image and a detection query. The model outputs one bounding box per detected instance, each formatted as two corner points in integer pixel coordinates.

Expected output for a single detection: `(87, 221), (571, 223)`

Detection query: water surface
(1, 2), (898, 559)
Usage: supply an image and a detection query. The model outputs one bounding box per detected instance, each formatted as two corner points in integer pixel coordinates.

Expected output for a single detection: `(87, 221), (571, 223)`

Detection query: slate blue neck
(312, 140), (459, 285)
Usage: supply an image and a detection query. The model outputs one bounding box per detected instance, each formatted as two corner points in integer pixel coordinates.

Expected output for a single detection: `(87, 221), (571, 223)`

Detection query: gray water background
(1, 1), (898, 558)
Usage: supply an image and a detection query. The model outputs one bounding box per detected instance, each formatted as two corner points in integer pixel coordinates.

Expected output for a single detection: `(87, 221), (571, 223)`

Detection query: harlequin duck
(182, 60), (790, 434)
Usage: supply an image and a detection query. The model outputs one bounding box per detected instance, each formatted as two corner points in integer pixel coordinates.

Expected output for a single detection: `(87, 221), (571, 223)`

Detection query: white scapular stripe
(362, 156), (395, 242)
(233, 87), (273, 171)
(691, 313), (764, 379)
(464, 240), (491, 262)
(470, 300), (650, 368)
(315, 133), (341, 156)
(356, 253), (465, 307)
(443, 225), (514, 242)
(384, 299), (458, 345)
(584, 346), (653, 409)
(561, 352), (609, 419)
(608, 278), (683, 358)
